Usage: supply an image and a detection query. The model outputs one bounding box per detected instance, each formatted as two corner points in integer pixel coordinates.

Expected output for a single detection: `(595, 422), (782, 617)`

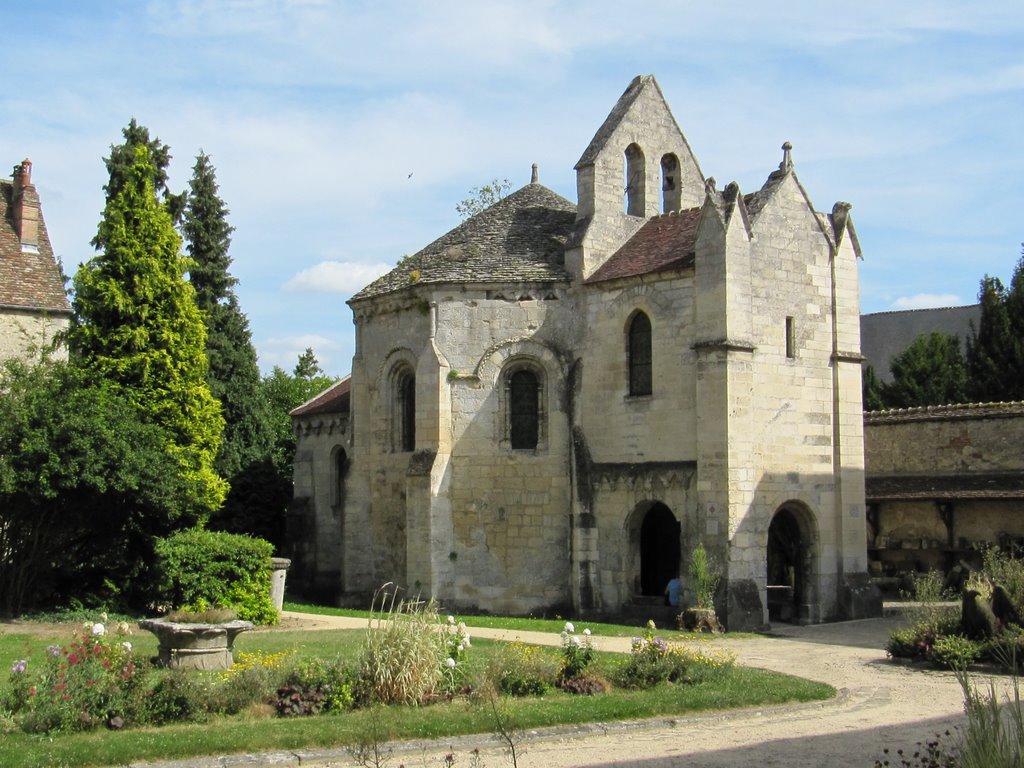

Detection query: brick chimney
(11, 159), (40, 252)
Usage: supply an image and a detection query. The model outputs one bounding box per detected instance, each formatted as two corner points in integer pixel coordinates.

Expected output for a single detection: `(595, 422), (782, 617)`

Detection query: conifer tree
(967, 247), (1024, 402)
(879, 332), (967, 408)
(70, 143), (227, 519)
(183, 152), (273, 479)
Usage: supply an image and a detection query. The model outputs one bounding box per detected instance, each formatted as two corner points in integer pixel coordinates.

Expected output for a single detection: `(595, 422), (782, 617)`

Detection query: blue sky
(4, 1), (1022, 376)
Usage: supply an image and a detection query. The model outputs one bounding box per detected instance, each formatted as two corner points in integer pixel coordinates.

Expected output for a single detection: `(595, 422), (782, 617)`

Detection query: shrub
(615, 621), (735, 689)
(690, 542), (720, 610)
(144, 670), (210, 725)
(154, 529), (278, 624)
(489, 641), (556, 697)
(977, 546), (1024, 615)
(278, 657), (354, 714)
(441, 615), (473, 696)
(357, 589), (449, 705)
(10, 622), (148, 733)
(557, 622), (595, 683)
(929, 634), (980, 670)
(210, 650), (291, 715)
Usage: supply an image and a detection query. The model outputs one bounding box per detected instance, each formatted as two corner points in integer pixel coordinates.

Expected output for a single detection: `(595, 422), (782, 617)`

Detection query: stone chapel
(289, 75), (879, 630)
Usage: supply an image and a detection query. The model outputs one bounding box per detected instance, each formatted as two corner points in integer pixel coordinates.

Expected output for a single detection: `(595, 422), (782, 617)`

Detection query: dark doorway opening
(640, 503), (680, 596)
(767, 508), (804, 622)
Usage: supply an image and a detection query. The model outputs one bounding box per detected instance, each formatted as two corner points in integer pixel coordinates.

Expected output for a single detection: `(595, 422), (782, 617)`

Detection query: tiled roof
(864, 401), (1024, 424)
(867, 472), (1024, 501)
(585, 208), (700, 285)
(349, 183), (576, 303)
(0, 179), (70, 313)
(290, 376), (351, 417)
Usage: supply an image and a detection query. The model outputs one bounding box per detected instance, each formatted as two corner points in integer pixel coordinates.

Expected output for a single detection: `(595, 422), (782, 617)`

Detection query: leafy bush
(278, 657), (354, 714)
(154, 529), (278, 624)
(490, 642), (556, 697)
(8, 622), (147, 733)
(690, 542), (720, 610)
(976, 546), (1024, 614)
(144, 670), (210, 725)
(357, 590), (450, 705)
(930, 635), (981, 670)
(615, 621), (735, 689)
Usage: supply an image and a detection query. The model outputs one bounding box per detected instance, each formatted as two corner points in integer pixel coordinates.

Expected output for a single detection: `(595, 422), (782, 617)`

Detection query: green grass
(283, 599), (758, 639)
(0, 622), (826, 767)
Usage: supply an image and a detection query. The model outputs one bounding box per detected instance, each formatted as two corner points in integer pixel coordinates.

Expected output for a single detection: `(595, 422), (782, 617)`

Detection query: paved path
(138, 612), (988, 768)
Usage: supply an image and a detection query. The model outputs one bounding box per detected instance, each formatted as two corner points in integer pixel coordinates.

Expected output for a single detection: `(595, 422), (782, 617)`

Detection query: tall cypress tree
(967, 247), (1024, 402)
(880, 332), (967, 408)
(70, 143), (227, 519)
(183, 152), (273, 480)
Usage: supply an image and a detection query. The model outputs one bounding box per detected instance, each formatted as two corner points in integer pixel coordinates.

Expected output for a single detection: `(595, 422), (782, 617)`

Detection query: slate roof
(349, 183), (576, 303)
(0, 179), (70, 313)
(867, 472), (1024, 501)
(861, 305), (981, 382)
(290, 376), (351, 418)
(576, 75), (658, 169)
(865, 401), (1024, 425)
(585, 208), (700, 284)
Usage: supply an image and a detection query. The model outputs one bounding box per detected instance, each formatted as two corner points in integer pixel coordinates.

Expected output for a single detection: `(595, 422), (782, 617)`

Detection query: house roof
(575, 75), (660, 169)
(865, 401), (1024, 424)
(867, 472), (1024, 501)
(861, 305), (980, 382)
(290, 376), (351, 418)
(585, 208), (700, 285)
(0, 178), (70, 313)
(349, 182), (576, 303)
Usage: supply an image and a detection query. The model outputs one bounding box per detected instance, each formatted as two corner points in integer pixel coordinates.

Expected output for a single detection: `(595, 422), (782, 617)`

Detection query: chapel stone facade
(290, 75), (878, 629)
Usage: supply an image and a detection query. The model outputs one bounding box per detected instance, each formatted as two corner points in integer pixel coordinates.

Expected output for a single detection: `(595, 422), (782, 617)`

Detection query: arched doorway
(767, 506), (811, 623)
(639, 503), (680, 596)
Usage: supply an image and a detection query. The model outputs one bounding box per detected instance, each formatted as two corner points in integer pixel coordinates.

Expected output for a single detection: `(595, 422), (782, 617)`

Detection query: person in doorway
(664, 576), (681, 607)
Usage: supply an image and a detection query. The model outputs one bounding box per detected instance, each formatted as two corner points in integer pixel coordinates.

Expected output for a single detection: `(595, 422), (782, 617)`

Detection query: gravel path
(137, 612), (989, 768)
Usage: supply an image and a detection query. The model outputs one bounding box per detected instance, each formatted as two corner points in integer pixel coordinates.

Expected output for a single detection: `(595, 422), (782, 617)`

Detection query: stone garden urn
(138, 617), (254, 671)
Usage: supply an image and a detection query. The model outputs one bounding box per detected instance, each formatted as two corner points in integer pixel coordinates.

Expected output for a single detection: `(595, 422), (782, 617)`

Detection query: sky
(3, 1), (1022, 377)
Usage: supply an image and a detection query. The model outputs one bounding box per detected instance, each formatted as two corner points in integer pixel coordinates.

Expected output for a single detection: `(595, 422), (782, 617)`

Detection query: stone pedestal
(270, 557), (292, 610)
(138, 618), (253, 671)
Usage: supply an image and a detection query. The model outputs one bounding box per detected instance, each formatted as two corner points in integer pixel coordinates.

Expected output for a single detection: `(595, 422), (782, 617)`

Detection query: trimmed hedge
(154, 530), (278, 624)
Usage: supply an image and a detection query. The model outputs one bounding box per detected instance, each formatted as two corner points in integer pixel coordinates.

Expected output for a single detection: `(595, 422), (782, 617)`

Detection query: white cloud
(261, 333), (343, 373)
(892, 294), (965, 310)
(283, 261), (392, 295)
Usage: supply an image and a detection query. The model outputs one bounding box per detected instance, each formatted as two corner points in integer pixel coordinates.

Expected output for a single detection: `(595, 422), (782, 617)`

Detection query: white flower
(458, 622), (467, 633)
(91, 623), (106, 637)
(570, 635), (581, 646)
(464, 636), (471, 647)
(99, 612), (108, 623)
(564, 622), (575, 633)
(121, 641), (132, 652)
(457, 644), (464, 653)
(446, 657), (457, 669)
(447, 615), (455, 625)
(583, 628), (591, 636)
(560, 631), (568, 640)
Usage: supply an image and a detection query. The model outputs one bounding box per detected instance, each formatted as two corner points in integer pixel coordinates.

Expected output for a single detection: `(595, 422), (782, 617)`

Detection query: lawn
(0, 619), (833, 768)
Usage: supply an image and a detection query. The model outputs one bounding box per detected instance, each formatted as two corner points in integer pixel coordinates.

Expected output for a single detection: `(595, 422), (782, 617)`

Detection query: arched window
(330, 446), (348, 508)
(661, 153), (680, 212)
(509, 369), (540, 449)
(628, 312), (653, 396)
(396, 368), (415, 452)
(624, 143), (646, 216)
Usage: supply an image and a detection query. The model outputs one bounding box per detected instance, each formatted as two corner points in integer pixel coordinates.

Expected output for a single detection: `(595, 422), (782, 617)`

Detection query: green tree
(967, 247), (1024, 402)
(69, 143), (227, 518)
(213, 350), (335, 548)
(92, 119), (185, 239)
(455, 177), (512, 219)
(862, 365), (885, 411)
(183, 151), (273, 480)
(0, 359), (191, 614)
(879, 332), (967, 408)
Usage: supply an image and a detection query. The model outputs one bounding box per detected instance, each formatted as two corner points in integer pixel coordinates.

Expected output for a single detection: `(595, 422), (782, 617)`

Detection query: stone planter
(138, 618), (254, 671)
(678, 607), (723, 633)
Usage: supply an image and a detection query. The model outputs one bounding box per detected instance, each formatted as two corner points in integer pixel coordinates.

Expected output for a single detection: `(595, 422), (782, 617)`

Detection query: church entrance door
(767, 507), (808, 623)
(640, 503), (681, 596)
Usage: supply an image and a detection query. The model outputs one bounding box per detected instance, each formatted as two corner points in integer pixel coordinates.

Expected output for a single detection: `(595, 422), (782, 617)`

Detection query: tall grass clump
(357, 585), (449, 705)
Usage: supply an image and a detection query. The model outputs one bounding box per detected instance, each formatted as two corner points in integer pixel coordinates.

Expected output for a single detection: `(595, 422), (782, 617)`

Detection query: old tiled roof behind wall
(290, 376), (351, 418)
(0, 180), (69, 312)
(585, 208), (700, 285)
(865, 401), (1024, 425)
(867, 472), (1024, 500)
(349, 183), (576, 303)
